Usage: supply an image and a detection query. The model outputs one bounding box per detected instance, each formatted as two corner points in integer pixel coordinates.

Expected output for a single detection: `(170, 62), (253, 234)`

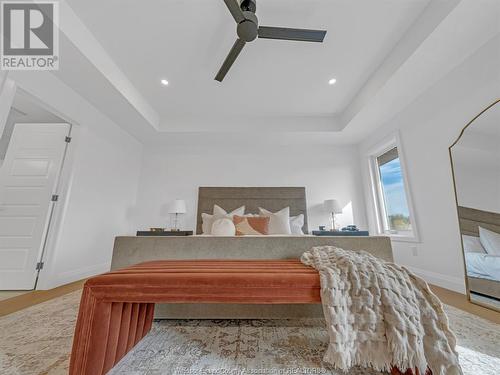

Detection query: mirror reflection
(451, 101), (500, 311)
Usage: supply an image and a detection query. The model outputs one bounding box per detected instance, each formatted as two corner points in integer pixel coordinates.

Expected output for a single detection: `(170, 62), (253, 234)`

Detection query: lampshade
(167, 199), (186, 214)
(324, 199), (342, 214)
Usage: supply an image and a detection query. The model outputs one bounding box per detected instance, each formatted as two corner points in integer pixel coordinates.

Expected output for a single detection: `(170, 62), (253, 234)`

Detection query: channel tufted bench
(69, 260), (428, 375)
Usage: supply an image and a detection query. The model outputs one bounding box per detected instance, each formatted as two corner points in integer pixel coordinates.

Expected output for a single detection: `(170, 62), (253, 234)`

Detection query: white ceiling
(15, 0), (494, 144)
(66, 0), (430, 127)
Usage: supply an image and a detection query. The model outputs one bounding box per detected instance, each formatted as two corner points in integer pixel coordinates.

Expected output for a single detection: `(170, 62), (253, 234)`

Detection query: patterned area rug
(0, 290), (499, 375)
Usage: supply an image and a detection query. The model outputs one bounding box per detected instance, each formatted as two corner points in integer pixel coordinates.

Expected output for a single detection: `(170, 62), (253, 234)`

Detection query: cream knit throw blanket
(301, 246), (462, 375)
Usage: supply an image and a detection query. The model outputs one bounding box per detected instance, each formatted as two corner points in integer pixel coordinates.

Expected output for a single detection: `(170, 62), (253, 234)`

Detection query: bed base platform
(70, 259), (427, 375)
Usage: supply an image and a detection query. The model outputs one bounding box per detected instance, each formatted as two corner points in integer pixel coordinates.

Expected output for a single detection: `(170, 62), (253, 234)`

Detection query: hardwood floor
(0, 291), (30, 302)
(0, 280), (498, 325)
(0, 279), (86, 317)
(430, 284), (500, 324)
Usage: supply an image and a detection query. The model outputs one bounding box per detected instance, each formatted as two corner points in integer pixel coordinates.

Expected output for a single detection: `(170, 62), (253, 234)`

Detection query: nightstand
(136, 230), (193, 236)
(312, 230), (369, 236)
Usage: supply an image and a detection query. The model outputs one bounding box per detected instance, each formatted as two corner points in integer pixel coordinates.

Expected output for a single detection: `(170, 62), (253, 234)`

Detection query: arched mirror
(450, 100), (500, 312)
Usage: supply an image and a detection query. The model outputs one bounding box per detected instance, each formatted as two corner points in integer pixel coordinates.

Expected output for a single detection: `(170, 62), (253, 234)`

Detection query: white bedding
(465, 252), (500, 280)
(463, 235), (500, 280)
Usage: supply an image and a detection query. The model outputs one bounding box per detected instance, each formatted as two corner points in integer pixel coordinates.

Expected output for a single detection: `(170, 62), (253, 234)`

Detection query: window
(368, 136), (418, 241)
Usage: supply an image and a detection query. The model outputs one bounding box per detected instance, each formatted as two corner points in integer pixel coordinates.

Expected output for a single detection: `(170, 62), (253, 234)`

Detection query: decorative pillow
(290, 214), (305, 235)
(211, 218), (236, 236)
(258, 207), (291, 234)
(479, 226), (500, 255)
(462, 235), (485, 254)
(213, 204), (245, 217)
(233, 215), (270, 235)
(201, 205), (245, 234)
(201, 213), (214, 234)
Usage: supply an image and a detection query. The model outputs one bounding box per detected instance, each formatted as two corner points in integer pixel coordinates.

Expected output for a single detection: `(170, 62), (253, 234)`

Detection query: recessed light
(328, 78), (337, 85)
(160, 79), (169, 86)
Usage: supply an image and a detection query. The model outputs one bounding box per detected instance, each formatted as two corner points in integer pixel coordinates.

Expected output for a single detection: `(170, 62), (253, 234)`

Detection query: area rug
(0, 290), (498, 375)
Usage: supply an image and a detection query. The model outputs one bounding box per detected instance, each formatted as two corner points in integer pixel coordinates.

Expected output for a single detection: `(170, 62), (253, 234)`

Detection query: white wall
(133, 143), (367, 234)
(358, 35), (500, 292)
(9, 71), (143, 289)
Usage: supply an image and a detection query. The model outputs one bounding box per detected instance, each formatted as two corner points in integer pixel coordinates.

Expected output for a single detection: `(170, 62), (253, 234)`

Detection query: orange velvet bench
(69, 260), (427, 375)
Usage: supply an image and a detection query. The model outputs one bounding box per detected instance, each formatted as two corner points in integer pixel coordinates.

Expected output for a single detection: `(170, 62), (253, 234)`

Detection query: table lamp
(324, 199), (342, 231)
(168, 199), (186, 231)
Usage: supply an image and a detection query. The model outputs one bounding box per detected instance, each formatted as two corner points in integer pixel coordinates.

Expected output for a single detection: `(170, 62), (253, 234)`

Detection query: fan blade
(223, 0), (245, 23)
(258, 26), (326, 42)
(215, 39), (246, 82)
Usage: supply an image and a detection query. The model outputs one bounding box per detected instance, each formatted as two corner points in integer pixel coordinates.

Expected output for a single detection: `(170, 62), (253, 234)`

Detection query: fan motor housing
(237, 12), (258, 42)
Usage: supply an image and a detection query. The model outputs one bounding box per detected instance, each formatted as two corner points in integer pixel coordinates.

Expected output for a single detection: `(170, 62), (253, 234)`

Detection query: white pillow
(462, 235), (485, 254)
(211, 218), (236, 236)
(259, 207), (291, 234)
(201, 205), (245, 234)
(201, 213), (214, 234)
(479, 226), (500, 255)
(290, 214), (304, 235)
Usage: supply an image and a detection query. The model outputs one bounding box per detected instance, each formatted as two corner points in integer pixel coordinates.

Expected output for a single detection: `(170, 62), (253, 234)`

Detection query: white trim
(14, 86), (81, 127)
(395, 132), (421, 242)
(0, 78), (16, 139)
(0, 71), (8, 91)
(406, 265), (465, 294)
(365, 131), (420, 242)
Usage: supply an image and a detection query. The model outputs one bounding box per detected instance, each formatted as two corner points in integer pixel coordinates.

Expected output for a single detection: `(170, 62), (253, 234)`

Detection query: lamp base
(329, 213), (338, 231)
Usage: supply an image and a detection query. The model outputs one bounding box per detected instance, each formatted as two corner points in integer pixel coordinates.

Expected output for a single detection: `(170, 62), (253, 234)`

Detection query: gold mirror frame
(449, 99), (500, 312)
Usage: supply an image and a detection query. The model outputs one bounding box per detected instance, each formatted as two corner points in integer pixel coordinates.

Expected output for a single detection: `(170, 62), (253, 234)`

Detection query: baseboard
(42, 262), (110, 290)
(406, 266), (466, 294)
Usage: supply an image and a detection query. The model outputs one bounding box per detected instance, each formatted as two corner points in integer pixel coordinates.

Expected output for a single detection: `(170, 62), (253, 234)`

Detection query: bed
(111, 186), (393, 318)
(458, 206), (500, 300)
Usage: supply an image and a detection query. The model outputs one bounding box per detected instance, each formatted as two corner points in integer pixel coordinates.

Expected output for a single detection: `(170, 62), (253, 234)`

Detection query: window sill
(377, 233), (420, 243)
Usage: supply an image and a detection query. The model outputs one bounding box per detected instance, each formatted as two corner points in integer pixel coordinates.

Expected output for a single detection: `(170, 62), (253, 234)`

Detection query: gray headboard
(196, 187), (308, 234)
(458, 206), (500, 237)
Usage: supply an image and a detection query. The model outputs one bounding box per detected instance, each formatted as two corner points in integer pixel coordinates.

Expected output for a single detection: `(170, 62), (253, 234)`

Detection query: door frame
(6, 85), (82, 290)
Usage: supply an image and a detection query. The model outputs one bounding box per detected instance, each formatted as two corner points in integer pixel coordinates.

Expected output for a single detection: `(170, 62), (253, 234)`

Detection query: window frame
(367, 133), (420, 243)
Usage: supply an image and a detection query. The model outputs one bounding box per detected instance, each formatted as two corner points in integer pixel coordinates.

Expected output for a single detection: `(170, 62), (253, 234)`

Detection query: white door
(0, 123), (70, 289)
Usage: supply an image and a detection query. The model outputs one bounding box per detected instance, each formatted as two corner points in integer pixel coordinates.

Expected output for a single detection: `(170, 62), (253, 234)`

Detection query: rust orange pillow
(233, 215), (270, 235)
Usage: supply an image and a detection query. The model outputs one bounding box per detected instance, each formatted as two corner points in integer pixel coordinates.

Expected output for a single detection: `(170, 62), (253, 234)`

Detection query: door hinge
(51, 194), (59, 202)
(36, 262), (44, 271)
(65, 136), (72, 143)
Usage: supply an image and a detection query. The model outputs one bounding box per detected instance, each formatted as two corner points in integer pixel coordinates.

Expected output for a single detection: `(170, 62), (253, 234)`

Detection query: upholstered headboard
(196, 187), (308, 234)
(458, 206), (500, 237)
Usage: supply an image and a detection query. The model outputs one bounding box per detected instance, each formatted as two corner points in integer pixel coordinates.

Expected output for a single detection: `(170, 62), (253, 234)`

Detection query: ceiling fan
(215, 0), (327, 82)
